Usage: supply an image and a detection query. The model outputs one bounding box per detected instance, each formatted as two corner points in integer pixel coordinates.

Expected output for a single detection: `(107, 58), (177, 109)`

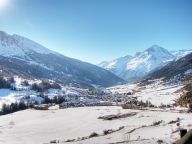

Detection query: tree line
(0, 101), (32, 115)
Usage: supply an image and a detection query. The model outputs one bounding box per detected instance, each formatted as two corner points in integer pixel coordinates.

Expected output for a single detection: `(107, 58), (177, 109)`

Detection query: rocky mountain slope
(0, 31), (124, 88)
(143, 52), (192, 82)
(99, 45), (192, 82)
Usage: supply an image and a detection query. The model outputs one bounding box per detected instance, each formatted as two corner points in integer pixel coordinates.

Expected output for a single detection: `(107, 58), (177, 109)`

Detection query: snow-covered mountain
(99, 45), (192, 82)
(0, 31), (124, 87)
(0, 31), (53, 57)
(98, 55), (132, 77)
(142, 52), (192, 82)
(170, 49), (192, 60)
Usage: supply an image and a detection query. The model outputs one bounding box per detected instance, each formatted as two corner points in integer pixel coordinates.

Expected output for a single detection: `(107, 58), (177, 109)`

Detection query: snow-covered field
(135, 83), (184, 106)
(107, 81), (183, 107)
(0, 78), (189, 144)
(0, 106), (191, 144)
(107, 84), (137, 94)
(0, 106), (131, 144)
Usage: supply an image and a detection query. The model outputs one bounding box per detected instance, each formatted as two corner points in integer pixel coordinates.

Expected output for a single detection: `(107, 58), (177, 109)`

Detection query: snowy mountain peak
(123, 54), (132, 58)
(0, 31), (52, 58)
(98, 45), (190, 82)
(145, 45), (172, 56)
(146, 45), (164, 51)
(148, 46), (174, 61)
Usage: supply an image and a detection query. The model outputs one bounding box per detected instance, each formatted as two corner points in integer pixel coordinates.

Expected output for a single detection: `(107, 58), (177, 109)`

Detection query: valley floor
(0, 106), (191, 144)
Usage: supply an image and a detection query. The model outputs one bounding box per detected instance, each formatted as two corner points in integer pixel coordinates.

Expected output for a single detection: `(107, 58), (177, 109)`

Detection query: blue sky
(0, 0), (192, 64)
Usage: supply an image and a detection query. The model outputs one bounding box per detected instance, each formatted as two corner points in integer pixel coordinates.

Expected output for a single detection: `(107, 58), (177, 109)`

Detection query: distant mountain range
(143, 52), (192, 82)
(0, 31), (124, 88)
(98, 45), (192, 82)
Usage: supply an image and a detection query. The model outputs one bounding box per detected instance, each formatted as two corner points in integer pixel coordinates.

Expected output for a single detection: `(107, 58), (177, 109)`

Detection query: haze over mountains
(99, 45), (192, 82)
(0, 31), (124, 87)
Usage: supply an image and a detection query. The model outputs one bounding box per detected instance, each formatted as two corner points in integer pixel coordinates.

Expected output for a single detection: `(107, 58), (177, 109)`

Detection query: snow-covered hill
(99, 45), (192, 82)
(0, 31), (124, 87)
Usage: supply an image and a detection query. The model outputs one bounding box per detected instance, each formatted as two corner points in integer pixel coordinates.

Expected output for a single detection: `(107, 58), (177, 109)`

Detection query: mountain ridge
(0, 31), (124, 88)
(99, 45), (192, 82)
(142, 52), (192, 82)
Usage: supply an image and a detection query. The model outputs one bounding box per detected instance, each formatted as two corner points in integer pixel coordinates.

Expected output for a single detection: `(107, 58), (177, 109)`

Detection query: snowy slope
(170, 49), (192, 60)
(0, 106), (191, 144)
(0, 31), (124, 87)
(0, 31), (52, 58)
(143, 52), (192, 82)
(99, 45), (192, 82)
(99, 45), (175, 82)
(99, 55), (132, 76)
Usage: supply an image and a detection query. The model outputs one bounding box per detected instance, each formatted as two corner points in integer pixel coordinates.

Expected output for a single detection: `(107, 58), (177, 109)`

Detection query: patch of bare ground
(106, 138), (151, 144)
(49, 126), (125, 143)
(126, 120), (163, 134)
(98, 112), (137, 120)
(168, 117), (180, 124)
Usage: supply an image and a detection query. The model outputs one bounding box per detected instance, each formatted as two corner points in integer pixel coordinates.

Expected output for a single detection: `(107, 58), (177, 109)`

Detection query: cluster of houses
(5, 78), (141, 110)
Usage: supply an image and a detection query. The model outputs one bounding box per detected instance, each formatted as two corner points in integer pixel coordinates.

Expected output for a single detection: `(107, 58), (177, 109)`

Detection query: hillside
(143, 52), (192, 82)
(0, 31), (124, 88)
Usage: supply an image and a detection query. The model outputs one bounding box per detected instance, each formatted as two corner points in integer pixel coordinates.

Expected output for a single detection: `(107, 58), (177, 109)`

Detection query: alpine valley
(1, 31), (192, 144)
